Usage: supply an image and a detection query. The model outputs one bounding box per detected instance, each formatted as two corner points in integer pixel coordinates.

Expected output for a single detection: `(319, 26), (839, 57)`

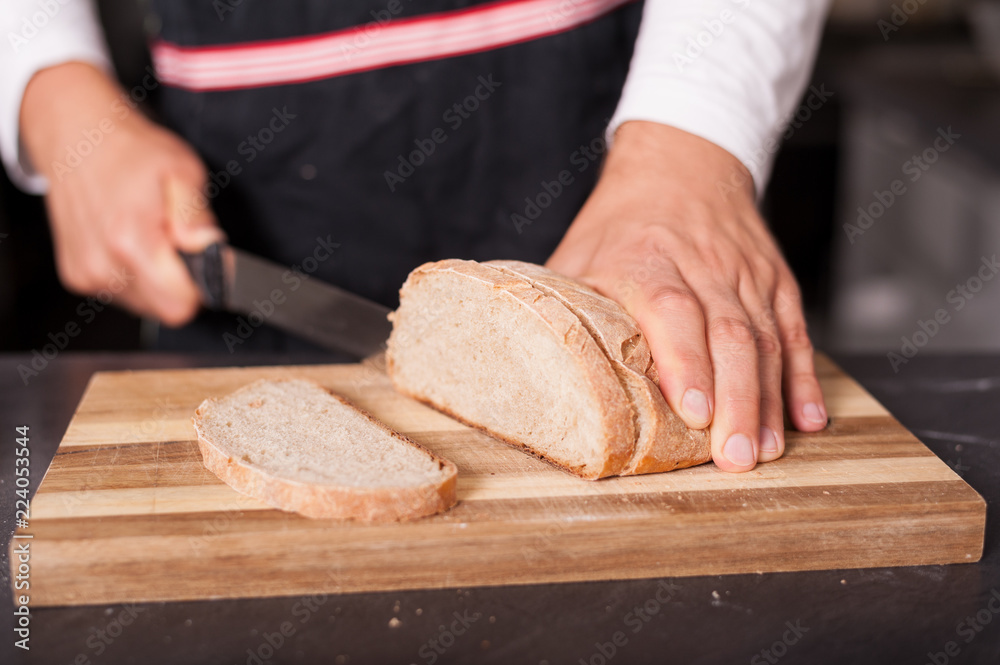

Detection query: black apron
(150, 0), (642, 354)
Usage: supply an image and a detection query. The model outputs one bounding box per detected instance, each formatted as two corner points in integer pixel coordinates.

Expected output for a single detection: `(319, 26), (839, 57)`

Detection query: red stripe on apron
(151, 0), (636, 91)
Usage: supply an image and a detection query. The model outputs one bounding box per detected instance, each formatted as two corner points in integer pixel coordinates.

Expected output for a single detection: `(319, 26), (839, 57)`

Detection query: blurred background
(1, 0), (998, 356)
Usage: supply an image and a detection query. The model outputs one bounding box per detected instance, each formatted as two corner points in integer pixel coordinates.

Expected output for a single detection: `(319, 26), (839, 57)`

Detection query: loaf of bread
(386, 259), (711, 479)
(193, 379), (457, 521)
(489, 261), (711, 475)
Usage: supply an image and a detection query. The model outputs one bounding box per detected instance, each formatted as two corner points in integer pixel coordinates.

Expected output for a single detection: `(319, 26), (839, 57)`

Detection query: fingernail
(682, 389), (711, 426)
(180, 226), (226, 253)
(803, 402), (827, 425)
(194, 225), (226, 244)
(723, 434), (755, 466)
(759, 426), (778, 453)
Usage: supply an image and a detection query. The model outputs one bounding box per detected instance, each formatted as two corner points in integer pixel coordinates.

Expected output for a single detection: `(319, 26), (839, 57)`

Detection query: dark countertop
(1, 352), (998, 665)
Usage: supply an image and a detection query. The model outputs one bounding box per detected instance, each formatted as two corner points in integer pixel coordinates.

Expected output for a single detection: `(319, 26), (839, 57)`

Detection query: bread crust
(485, 260), (711, 475)
(488, 261), (653, 374)
(619, 373), (712, 474)
(193, 379), (458, 523)
(387, 259), (635, 480)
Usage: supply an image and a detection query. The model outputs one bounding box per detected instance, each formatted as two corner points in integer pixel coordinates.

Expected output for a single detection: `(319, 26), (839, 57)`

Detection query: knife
(181, 243), (393, 358)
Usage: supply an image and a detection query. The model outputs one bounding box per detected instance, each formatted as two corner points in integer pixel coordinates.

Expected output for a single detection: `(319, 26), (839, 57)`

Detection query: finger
(773, 279), (827, 432)
(700, 292), (760, 473)
(106, 249), (202, 326)
(104, 209), (202, 327)
(164, 176), (226, 253)
(627, 266), (714, 430)
(740, 290), (785, 463)
(47, 186), (111, 296)
(142, 240), (203, 326)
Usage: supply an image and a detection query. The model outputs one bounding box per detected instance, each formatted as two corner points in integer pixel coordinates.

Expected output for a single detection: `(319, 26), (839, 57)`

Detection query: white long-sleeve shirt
(0, 0), (830, 195)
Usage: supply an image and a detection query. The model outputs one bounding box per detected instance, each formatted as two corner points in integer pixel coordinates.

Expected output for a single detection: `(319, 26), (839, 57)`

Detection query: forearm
(610, 0), (832, 194)
(20, 62), (129, 181)
(603, 121), (755, 204)
(552, 121), (757, 278)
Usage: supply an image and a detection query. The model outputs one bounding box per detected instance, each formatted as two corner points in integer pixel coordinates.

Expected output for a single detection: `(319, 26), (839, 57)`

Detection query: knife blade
(182, 243), (392, 358)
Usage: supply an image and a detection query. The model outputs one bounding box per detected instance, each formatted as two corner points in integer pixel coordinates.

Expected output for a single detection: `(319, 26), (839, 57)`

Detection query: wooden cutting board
(12, 354), (985, 607)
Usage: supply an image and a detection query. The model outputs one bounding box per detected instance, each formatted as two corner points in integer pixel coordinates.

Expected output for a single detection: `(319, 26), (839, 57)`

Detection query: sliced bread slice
(486, 260), (711, 474)
(486, 260), (653, 375)
(385, 259), (635, 479)
(192, 379), (457, 522)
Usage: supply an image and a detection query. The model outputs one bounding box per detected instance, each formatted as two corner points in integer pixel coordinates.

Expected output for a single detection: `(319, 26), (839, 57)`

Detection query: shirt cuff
(608, 0), (831, 196)
(609, 81), (780, 195)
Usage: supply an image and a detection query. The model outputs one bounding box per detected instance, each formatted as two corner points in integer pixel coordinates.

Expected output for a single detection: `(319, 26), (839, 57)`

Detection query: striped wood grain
(12, 354), (986, 606)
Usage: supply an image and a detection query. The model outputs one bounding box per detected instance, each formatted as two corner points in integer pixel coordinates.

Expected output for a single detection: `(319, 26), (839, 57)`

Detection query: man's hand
(547, 121), (828, 472)
(20, 62), (223, 326)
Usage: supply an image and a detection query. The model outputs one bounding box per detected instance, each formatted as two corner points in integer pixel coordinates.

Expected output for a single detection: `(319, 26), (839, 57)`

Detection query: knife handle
(181, 243), (226, 310)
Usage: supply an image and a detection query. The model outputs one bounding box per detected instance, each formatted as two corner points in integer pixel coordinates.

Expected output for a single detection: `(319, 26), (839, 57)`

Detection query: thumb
(163, 177), (227, 252)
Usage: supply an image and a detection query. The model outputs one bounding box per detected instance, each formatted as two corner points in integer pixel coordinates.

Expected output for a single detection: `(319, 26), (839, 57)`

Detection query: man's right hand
(19, 62), (224, 326)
